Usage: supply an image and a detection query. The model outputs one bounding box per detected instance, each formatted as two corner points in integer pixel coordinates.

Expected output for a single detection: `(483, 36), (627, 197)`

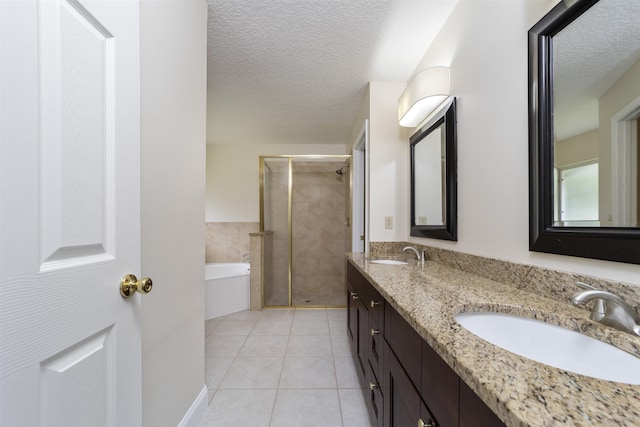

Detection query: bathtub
(205, 263), (251, 320)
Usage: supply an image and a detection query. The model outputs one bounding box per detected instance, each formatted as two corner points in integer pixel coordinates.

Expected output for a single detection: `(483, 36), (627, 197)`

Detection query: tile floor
(200, 308), (374, 427)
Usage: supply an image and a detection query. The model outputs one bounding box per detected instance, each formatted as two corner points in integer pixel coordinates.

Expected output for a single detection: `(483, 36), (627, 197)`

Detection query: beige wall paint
(206, 143), (347, 222)
(403, 0), (640, 285)
(140, 1), (207, 426)
(555, 129), (599, 168)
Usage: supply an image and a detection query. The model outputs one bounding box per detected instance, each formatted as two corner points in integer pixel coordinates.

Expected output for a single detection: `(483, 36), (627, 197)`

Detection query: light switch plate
(384, 216), (393, 229)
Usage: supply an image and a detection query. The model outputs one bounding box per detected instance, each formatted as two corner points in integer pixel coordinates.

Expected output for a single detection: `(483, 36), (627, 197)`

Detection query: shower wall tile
(205, 222), (260, 263)
(291, 161), (347, 305)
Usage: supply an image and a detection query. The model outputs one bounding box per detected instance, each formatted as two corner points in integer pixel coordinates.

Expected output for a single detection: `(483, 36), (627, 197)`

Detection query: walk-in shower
(260, 155), (350, 307)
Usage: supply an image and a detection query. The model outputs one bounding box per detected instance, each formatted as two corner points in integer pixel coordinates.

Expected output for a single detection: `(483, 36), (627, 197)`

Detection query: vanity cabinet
(347, 266), (373, 379)
(347, 261), (506, 427)
(346, 262), (385, 426)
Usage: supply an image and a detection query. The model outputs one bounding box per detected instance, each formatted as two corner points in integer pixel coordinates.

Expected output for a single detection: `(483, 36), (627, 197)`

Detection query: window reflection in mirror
(552, 0), (640, 228)
(410, 97), (456, 241)
(555, 162), (599, 226)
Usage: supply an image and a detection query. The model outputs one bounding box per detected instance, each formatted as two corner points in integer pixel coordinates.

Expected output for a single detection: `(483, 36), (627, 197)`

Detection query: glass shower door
(261, 156), (349, 307)
(262, 158), (290, 306)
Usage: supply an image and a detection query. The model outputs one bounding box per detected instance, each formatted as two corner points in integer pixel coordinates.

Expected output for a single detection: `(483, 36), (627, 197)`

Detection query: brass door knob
(120, 274), (153, 298)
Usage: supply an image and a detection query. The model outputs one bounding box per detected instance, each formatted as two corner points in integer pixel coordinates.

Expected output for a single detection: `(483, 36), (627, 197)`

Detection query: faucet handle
(573, 282), (606, 319)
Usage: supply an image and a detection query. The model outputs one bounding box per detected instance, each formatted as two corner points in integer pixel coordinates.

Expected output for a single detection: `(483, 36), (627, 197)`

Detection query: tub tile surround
(205, 222), (259, 263)
(350, 247), (640, 426)
(249, 232), (265, 311)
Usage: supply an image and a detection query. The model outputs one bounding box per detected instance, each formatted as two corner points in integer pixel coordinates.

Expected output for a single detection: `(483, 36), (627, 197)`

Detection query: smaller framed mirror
(410, 97), (457, 240)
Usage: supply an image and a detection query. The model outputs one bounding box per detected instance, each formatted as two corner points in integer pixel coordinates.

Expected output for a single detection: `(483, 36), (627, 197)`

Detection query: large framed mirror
(410, 97), (457, 240)
(529, 0), (640, 264)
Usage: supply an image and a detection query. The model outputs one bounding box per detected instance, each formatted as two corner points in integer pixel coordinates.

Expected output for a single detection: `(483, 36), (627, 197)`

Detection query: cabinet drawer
(366, 361), (384, 427)
(356, 296), (369, 379)
(421, 340), (459, 427)
(368, 315), (383, 379)
(384, 302), (421, 387)
(367, 284), (384, 328)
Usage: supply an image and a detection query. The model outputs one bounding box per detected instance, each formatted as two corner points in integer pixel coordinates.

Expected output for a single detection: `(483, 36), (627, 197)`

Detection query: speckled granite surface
(347, 252), (640, 427)
(370, 242), (640, 312)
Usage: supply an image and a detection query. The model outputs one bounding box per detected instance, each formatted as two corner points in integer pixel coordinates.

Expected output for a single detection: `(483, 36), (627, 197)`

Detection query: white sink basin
(455, 312), (640, 385)
(370, 259), (408, 265)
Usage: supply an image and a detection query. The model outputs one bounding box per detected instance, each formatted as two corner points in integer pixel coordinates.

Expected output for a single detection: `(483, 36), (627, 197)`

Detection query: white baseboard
(177, 385), (208, 427)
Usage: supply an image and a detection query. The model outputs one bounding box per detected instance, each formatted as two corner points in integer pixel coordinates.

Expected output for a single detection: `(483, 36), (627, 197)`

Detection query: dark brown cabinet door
(385, 303), (421, 383)
(420, 400), (438, 427)
(421, 340), (459, 427)
(459, 381), (506, 427)
(383, 340), (423, 427)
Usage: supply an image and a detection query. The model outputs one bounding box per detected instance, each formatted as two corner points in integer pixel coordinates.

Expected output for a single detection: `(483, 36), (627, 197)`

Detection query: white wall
(368, 82), (409, 241)
(206, 143), (347, 222)
(140, 1), (207, 426)
(401, 0), (640, 285)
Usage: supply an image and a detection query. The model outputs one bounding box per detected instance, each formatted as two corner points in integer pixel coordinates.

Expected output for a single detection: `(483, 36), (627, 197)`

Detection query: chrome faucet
(402, 246), (424, 263)
(571, 283), (640, 336)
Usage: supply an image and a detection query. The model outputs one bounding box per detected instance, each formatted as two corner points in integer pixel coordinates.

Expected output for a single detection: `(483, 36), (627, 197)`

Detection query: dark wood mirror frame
(528, 0), (640, 264)
(410, 97), (457, 241)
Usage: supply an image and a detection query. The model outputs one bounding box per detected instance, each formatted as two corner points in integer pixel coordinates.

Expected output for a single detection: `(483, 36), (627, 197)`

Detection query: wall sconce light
(398, 66), (450, 127)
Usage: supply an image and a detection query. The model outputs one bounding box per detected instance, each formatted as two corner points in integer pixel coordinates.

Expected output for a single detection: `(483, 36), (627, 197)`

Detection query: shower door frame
(259, 154), (351, 308)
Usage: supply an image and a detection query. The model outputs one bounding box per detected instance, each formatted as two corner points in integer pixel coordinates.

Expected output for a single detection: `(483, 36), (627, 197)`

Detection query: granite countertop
(346, 253), (640, 427)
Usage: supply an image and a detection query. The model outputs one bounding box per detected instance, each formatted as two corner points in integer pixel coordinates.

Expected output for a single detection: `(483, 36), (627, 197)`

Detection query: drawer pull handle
(418, 418), (436, 427)
(370, 328), (380, 336)
(350, 292), (359, 301)
(369, 382), (379, 390)
(370, 300), (380, 308)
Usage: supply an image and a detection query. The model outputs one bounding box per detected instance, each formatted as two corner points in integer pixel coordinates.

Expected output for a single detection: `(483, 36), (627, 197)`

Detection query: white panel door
(0, 1), (142, 426)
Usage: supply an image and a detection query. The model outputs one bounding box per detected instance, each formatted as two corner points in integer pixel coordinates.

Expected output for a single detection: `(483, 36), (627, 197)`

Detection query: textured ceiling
(206, 0), (458, 145)
(553, 0), (640, 140)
